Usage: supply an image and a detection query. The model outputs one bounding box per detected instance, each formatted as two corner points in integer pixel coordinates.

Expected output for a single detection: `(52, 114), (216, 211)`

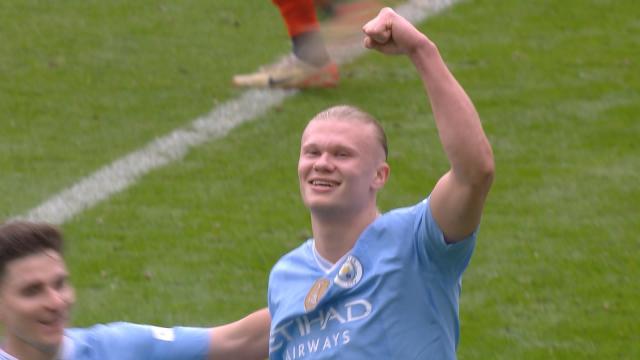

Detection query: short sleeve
(419, 197), (477, 279)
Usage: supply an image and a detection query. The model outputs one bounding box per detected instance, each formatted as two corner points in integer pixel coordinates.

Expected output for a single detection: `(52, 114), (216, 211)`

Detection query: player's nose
(312, 153), (335, 172)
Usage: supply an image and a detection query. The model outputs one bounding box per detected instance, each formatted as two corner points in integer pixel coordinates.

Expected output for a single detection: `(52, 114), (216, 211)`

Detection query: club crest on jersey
(334, 255), (363, 288)
(304, 278), (330, 312)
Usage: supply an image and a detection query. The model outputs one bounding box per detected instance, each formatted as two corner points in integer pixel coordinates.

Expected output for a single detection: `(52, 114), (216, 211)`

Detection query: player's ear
(372, 162), (390, 190)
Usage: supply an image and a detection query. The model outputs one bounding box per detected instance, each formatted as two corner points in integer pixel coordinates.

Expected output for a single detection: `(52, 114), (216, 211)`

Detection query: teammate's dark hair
(0, 221), (64, 280)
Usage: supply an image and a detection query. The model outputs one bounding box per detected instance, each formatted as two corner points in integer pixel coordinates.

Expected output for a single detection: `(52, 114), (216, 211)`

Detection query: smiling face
(298, 116), (389, 218)
(0, 249), (75, 356)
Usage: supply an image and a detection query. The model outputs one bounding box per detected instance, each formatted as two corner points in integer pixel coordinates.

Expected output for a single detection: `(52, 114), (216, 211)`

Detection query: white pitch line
(22, 89), (294, 225)
(20, 0), (459, 225)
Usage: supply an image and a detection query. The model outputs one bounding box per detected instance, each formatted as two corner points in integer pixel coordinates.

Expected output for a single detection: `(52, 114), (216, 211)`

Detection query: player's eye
(20, 284), (42, 298)
(304, 149), (320, 157)
(334, 148), (352, 158)
(53, 276), (69, 291)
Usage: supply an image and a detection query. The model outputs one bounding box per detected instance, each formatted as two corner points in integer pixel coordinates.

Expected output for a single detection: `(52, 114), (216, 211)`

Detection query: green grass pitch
(1, 0), (638, 358)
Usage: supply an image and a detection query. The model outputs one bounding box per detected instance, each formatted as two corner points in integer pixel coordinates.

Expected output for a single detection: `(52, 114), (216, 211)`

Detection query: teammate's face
(0, 250), (75, 356)
(298, 118), (389, 216)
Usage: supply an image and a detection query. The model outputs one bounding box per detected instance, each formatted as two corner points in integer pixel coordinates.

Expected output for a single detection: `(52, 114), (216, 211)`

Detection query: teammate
(0, 221), (269, 360)
(267, 7), (494, 359)
(233, 0), (339, 89)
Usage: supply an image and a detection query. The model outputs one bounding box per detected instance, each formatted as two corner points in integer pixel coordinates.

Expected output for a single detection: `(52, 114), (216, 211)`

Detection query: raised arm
(363, 8), (494, 242)
(208, 307), (270, 360)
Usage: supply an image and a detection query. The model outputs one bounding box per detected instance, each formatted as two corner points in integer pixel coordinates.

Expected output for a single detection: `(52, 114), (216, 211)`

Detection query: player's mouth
(309, 179), (340, 188)
(38, 316), (67, 331)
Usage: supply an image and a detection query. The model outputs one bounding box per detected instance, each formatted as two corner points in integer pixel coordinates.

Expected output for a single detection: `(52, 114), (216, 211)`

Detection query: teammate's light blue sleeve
(420, 197), (477, 279)
(64, 322), (210, 360)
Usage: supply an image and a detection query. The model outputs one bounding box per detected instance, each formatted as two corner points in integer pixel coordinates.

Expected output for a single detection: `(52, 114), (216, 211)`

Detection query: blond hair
(310, 105), (388, 159)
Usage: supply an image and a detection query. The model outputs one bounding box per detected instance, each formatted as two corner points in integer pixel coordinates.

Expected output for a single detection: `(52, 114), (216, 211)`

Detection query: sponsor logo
(270, 298), (372, 356)
(304, 278), (330, 312)
(334, 255), (363, 288)
(281, 330), (351, 360)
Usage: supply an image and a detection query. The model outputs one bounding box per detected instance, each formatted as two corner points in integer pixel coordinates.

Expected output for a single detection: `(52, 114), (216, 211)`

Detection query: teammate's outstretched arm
(363, 8), (494, 242)
(209, 307), (270, 360)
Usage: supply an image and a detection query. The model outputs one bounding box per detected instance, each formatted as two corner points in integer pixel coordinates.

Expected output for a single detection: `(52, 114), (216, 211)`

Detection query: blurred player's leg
(274, 0), (331, 66)
(233, 0), (339, 89)
(321, 0), (383, 52)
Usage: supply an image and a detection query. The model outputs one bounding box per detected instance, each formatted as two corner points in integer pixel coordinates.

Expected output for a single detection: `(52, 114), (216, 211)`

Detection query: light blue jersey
(1, 323), (210, 360)
(268, 198), (476, 359)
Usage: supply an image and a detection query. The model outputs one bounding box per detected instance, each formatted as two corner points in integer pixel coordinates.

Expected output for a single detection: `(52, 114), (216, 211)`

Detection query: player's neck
(2, 337), (60, 360)
(311, 206), (380, 263)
